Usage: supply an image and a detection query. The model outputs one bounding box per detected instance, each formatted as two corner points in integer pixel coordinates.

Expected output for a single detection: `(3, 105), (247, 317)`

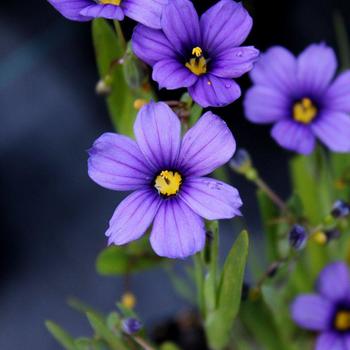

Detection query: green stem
(113, 20), (126, 51)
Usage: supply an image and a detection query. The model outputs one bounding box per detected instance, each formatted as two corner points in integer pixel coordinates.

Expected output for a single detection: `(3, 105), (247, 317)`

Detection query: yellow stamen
(155, 170), (182, 196)
(100, 0), (121, 5)
(186, 57), (207, 76)
(121, 292), (136, 309)
(192, 47), (203, 57)
(335, 311), (350, 331)
(311, 231), (327, 245)
(293, 98), (317, 124)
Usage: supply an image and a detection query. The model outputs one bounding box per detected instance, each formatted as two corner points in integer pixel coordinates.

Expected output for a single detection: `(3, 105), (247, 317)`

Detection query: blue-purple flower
(291, 262), (350, 349)
(244, 43), (350, 154)
(88, 101), (242, 259)
(47, 0), (167, 28)
(132, 0), (259, 108)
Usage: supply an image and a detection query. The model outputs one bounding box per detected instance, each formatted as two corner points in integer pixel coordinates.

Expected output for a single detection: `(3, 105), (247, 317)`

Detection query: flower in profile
(47, 0), (167, 28)
(132, 0), (259, 108)
(88, 102), (242, 258)
(291, 262), (350, 349)
(244, 44), (350, 154)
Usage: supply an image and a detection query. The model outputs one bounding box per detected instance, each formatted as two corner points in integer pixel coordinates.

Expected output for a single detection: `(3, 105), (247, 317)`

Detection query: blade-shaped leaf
(45, 321), (76, 350)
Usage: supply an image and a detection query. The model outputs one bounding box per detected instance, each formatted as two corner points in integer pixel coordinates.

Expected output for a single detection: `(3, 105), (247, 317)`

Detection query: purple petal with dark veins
(150, 198), (205, 258)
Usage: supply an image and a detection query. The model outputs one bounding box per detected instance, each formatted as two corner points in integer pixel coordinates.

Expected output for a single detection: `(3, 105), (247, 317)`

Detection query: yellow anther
(121, 292), (136, 309)
(311, 231), (327, 245)
(192, 47), (203, 57)
(133, 99), (148, 110)
(293, 98), (317, 124)
(185, 57), (207, 76)
(155, 170), (182, 196)
(335, 311), (350, 331)
(100, 0), (121, 5)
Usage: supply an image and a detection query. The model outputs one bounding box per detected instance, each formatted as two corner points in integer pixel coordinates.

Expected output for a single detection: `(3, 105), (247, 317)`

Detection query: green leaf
(96, 238), (162, 276)
(86, 312), (128, 350)
(257, 190), (280, 260)
(45, 321), (76, 350)
(160, 342), (181, 350)
(240, 297), (296, 350)
(205, 230), (249, 350)
(92, 19), (153, 137)
(189, 103), (203, 126)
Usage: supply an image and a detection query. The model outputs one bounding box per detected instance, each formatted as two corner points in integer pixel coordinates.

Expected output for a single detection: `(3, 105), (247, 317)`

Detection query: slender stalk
(132, 336), (157, 350)
(254, 177), (288, 212)
(113, 20), (126, 50)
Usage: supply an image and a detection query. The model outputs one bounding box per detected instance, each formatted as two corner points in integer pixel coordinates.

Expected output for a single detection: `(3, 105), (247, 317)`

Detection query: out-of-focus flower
(288, 224), (308, 251)
(122, 318), (142, 334)
(88, 101), (242, 259)
(244, 43), (350, 154)
(132, 0), (259, 108)
(291, 262), (350, 349)
(331, 200), (350, 219)
(47, 0), (167, 28)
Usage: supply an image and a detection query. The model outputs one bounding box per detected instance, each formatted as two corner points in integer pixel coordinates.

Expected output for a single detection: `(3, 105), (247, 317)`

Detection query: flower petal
(80, 4), (124, 20)
(316, 332), (345, 350)
(291, 294), (334, 331)
(180, 177), (242, 220)
(244, 86), (290, 124)
(150, 198), (205, 258)
(122, 0), (167, 29)
(271, 119), (316, 154)
(325, 70), (350, 113)
(152, 59), (198, 89)
(132, 24), (176, 67)
(311, 111), (350, 153)
(107, 189), (161, 245)
(47, 0), (92, 21)
(188, 74), (241, 108)
(177, 112), (236, 176)
(297, 43), (337, 95)
(200, 0), (252, 56)
(316, 262), (350, 302)
(210, 46), (259, 79)
(88, 133), (152, 191)
(161, 0), (200, 56)
(250, 46), (297, 94)
(134, 101), (181, 170)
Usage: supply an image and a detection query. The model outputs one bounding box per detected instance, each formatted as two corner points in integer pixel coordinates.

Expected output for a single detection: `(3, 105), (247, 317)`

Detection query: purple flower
(88, 101), (242, 259)
(132, 0), (259, 108)
(47, 0), (167, 29)
(244, 43), (350, 154)
(291, 262), (350, 349)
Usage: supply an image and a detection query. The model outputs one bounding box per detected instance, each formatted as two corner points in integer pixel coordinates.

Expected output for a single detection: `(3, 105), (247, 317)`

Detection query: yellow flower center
(155, 170), (182, 197)
(335, 311), (350, 331)
(185, 46), (207, 76)
(293, 98), (317, 124)
(100, 0), (121, 5)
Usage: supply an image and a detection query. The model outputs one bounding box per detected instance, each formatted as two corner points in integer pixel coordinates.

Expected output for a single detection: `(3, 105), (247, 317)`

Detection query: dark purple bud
(266, 262), (281, 278)
(331, 200), (350, 218)
(288, 224), (308, 251)
(122, 318), (142, 335)
(325, 229), (341, 241)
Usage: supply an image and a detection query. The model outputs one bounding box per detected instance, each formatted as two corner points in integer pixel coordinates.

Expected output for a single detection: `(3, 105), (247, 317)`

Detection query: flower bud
(311, 231), (327, 245)
(325, 229), (341, 241)
(331, 200), (350, 218)
(122, 318), (142, 335)
(229, 149), (252, 174)
(95, 77), (112, 96)
(288, 224), (308, 250)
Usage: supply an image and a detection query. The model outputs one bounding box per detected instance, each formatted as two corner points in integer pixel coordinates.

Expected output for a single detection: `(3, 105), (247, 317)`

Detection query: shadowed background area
(0, 0), (349, 349)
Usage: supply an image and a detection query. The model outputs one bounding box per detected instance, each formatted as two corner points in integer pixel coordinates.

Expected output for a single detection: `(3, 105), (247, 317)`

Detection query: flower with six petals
(132, 0), (259, 108)
(88, 101), (242, 258)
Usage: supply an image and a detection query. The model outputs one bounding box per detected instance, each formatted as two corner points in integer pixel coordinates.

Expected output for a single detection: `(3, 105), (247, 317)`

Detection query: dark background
(0, 0), (349, 349)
